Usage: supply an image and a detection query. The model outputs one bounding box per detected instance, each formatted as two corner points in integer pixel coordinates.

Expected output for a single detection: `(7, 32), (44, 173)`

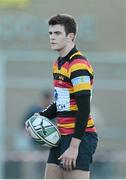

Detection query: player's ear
(67, 33), (75, 42)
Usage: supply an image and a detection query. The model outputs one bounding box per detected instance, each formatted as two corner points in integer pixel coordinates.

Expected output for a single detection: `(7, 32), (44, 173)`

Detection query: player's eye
(55, 31), (61, 35)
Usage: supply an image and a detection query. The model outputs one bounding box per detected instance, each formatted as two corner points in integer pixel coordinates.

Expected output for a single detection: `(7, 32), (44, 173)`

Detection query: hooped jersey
(53, 47), (96, 135)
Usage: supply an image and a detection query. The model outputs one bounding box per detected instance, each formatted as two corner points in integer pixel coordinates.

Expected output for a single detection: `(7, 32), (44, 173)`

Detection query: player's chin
(50, 45), (59, 51)
(51, 46), (58, 51)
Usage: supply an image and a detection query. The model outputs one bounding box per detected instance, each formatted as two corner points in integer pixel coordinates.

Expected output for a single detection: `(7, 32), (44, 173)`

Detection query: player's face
(48, 24), (69, 51)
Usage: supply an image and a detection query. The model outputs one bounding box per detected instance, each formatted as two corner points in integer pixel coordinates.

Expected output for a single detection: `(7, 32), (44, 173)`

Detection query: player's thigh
(63, 169), (90, 179)
(44, 163), (64, 179)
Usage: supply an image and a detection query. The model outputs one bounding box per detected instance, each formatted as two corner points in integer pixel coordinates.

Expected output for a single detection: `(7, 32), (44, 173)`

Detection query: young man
(26, 14), (98, 179)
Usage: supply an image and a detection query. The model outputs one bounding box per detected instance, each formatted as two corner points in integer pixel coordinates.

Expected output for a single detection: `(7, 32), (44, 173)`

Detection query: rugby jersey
(53, 47), (96, 135)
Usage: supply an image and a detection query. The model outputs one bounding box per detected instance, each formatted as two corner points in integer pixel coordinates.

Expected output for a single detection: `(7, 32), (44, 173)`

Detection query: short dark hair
(48, 14), (77, 36)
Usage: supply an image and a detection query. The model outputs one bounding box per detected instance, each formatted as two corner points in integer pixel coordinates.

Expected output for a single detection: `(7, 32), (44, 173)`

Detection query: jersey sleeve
(39, 101), (57, 119)
(69, 58), (94, 96)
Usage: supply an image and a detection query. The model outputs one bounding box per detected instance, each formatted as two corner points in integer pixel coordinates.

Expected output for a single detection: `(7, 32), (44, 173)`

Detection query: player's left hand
(58, 146), (79, 170)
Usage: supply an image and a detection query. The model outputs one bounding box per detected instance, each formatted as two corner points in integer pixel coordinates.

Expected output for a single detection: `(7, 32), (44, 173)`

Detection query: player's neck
(58, 42), (75, 57)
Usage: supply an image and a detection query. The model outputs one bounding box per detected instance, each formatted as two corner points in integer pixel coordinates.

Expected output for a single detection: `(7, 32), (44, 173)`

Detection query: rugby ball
(26, 115), (61, 147)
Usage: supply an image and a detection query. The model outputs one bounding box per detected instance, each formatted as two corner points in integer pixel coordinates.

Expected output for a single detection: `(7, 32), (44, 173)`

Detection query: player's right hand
(25, 119), (33, 137)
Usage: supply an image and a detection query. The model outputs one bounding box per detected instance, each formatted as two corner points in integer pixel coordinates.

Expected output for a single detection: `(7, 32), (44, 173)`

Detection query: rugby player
(26, 14), (98, 179)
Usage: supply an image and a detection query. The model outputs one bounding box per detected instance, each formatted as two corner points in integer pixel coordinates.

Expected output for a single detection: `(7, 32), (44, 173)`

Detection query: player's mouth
(50, 42), (57, 45)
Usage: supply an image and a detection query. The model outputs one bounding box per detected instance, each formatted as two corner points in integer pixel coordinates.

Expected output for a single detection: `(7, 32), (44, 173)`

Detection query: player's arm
(69, 94), (90, 154)
(69, 58), (93, 140)
(73, 94), (90, 139)
(38, 101), (57, 119)
(70, 59), (92, 144)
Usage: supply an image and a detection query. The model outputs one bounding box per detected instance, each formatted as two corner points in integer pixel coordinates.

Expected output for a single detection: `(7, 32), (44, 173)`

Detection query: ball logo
(40, 119), (47, 135)
(33, 118), (53, 136)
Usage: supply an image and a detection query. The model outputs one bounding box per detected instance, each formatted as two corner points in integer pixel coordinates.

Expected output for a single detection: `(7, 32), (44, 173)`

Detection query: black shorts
(47, 132), (98, 171)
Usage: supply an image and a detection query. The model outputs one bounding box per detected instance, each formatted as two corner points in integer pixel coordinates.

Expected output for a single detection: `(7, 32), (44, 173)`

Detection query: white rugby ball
(26, 115), (61, 147)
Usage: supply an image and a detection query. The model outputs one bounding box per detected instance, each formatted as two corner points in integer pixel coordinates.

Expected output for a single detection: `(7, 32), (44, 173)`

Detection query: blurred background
(0, 0), (126, 178)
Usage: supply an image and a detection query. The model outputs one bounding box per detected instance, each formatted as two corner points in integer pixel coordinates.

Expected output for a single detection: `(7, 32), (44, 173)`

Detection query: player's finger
(68, 159), (73, 170)
(64, 159), (69, 170)
(25, 120), (29, 130)
(72, 159), (76, 168)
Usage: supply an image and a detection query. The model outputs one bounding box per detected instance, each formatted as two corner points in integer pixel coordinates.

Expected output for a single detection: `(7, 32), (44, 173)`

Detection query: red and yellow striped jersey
(53, 47), (96, 135)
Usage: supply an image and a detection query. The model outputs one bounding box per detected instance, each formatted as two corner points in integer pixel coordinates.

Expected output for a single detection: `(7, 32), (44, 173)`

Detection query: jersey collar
(57, 46), (78, 70)
(59, 46), (78, 61)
